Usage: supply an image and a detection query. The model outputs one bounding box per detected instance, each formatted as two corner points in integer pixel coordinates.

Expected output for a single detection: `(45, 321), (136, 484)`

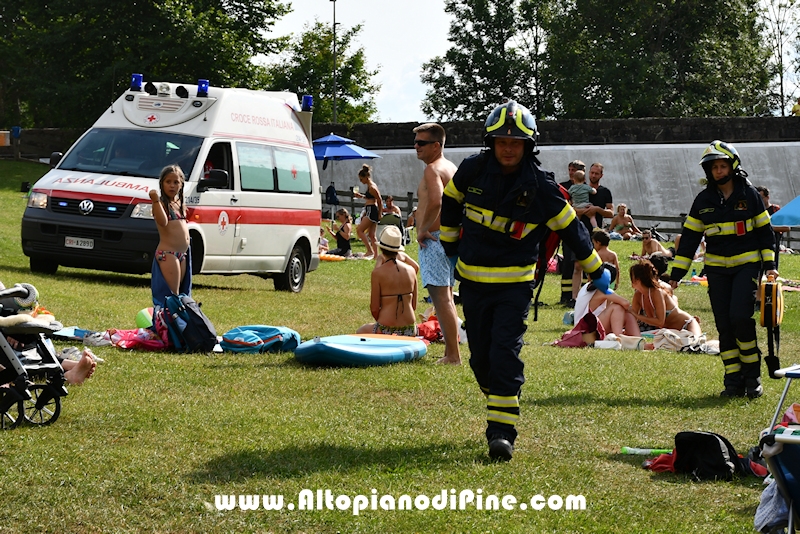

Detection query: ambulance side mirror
(197, 169), (229, 192)
(50, 152), (62, 168)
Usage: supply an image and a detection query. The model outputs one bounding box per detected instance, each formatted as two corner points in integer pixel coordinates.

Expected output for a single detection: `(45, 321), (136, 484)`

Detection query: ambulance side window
(236, 142), (275, 192)
(275, 147), (312, 194)
(206, 142), (232, 188)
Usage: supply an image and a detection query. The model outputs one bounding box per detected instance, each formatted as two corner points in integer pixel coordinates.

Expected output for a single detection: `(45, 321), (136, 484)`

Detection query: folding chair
(760, 364), (800, 533)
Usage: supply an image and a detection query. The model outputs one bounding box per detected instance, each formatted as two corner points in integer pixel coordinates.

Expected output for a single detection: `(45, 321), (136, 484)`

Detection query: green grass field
(1, 159), (799, 533)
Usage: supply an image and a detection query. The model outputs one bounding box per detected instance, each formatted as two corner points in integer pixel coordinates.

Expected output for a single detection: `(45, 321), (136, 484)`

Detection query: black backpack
(325, 183), (339, 205)
(673, 431), (745, 480)
(161, 294), (218, 353)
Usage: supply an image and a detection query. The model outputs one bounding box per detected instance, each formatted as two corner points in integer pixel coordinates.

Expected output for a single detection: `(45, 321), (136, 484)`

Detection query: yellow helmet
(483, 100), (537, 149)
(699, 140), (741, 171)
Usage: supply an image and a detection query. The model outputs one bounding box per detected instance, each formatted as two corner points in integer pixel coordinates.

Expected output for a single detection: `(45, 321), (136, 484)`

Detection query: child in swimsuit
(357, 226), (418, 336)
(149, 165), (191, 302)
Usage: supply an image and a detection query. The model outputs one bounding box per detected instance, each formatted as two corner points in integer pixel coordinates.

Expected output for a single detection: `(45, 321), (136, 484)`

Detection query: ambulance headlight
(27, 192), (48, 209)
(157, 83), (171, 97)
(131, 202), (154, 219)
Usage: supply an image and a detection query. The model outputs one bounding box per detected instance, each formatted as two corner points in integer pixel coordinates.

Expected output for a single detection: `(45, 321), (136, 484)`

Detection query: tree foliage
(761, 0), (799, 115)
(266, 20), (379, 124)
(420, 0), (541, 121)
(422, 0), (775, 120)
(0, 0), (290, 128)
(546, 0), (773, 118)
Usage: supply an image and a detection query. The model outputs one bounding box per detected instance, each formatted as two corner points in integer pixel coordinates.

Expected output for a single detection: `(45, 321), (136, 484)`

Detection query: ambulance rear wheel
(30, 256), (58, 275)
(274, 246), (306, 293)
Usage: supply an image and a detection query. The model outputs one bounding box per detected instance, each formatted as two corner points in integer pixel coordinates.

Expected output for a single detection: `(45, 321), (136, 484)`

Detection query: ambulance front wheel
(274, 246), (306, 293)
(30, 256), (58, 275)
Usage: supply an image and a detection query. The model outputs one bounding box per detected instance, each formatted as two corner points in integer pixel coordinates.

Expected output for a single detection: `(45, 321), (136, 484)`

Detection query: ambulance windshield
(59, 128), (203, 179)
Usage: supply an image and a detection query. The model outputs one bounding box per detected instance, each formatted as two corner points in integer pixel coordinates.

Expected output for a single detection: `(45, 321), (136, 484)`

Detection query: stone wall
(317, 116), (800, 148)
(4, 117), (800, 159)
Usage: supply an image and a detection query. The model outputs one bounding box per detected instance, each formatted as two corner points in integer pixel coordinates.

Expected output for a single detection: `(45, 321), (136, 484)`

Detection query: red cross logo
(218, 211), (230, 235)
(146, 114), (159, 124)
(291, 165), (298, 179)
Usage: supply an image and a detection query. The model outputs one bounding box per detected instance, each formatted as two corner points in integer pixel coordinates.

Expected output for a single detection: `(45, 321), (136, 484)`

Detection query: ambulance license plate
(65, 236), (94, 250)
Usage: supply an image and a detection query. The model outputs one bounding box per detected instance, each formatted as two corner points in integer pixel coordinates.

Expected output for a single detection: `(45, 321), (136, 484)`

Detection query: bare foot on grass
(436, 355), (462, 365)
(63, 350), (97, 385)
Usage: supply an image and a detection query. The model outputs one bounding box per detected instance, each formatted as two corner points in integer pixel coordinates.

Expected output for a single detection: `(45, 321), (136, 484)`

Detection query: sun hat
(378, 226), (404, 252)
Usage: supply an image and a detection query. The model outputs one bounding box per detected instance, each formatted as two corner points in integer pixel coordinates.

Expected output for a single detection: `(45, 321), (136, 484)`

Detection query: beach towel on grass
(221, 325), (301, 353)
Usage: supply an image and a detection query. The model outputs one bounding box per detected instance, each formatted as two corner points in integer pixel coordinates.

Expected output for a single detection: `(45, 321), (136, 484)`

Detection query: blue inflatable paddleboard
(294, 334), (427, 367)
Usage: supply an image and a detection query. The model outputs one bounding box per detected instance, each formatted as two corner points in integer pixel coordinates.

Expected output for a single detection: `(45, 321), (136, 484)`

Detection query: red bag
(555, 312), (605, 348)
(417, 318), (442, 343)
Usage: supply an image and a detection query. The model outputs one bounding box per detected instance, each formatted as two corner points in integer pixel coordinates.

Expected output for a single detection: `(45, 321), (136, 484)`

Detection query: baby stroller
(759, 364), (800, 533)
(0, 284), (68, 429)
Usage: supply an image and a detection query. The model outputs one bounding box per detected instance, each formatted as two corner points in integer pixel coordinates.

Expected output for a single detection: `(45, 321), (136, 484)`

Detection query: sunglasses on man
(413, 139), (437, 147)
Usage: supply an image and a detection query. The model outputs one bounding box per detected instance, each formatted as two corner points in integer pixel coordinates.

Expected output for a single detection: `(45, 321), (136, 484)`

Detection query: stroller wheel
(21, 384), (61, 426)
(1, 405), (21, 429)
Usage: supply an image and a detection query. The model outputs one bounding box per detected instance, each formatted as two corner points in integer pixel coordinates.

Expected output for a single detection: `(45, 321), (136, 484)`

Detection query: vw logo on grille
(78, 200), (94, 215)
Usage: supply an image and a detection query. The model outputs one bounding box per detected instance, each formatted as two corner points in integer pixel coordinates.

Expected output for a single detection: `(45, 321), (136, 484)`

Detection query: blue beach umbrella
(771, 196), (800, 226)
(312, 133), (381, 169)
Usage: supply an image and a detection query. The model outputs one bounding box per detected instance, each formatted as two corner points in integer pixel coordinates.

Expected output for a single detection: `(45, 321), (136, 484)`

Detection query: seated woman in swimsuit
(608, 203), (641, 240)
(327, 208), (352, 257)
(357, 227), (418, 336)
(574, 262), (640, 337)
(628, 261), (701, 336)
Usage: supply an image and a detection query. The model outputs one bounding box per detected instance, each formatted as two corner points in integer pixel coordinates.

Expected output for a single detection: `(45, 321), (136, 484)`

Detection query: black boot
(720, 371), (745, 398)
(488, 435), (514, 462)
(745, 376), (763, 399)
(743, 361), (763, 399)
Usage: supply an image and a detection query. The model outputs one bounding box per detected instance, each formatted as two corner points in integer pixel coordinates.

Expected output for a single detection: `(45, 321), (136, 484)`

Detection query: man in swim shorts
(414, 123), (462, 364)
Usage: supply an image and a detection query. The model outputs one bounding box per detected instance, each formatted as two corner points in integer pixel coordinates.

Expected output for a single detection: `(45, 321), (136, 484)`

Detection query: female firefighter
(669, 141), (777, 399)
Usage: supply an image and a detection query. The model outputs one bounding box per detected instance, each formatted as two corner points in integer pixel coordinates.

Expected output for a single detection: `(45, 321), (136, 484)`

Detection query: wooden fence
(322, 200), (800, 250)
(324, 189), (418, 221)
(628, 213), (800, 250)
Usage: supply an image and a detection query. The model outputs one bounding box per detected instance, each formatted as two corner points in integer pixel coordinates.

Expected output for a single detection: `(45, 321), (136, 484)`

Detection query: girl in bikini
(353, 164), (382, 259)
(629, 261), (701, 335)
(149, 165), (190, 298)
(357, 227), (418, 336)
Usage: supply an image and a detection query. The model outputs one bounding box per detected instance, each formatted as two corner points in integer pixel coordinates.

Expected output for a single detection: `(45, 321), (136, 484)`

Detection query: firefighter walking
(670, 141), (778, 399)
(440, 101), (608, 461)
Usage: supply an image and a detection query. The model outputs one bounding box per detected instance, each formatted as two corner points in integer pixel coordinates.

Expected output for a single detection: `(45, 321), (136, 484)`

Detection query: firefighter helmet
(699, 140), (741, 171)
(483, 100), (537, 149)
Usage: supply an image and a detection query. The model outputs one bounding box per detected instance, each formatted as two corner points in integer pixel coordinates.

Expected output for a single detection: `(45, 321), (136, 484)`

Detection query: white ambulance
(21, 75), (321, 292)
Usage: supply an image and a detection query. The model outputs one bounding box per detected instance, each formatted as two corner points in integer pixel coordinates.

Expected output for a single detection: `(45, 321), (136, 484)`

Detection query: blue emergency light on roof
(302, 95), (313, 112)
(130, 73), (143, 91)
(197, 79), (209, 98)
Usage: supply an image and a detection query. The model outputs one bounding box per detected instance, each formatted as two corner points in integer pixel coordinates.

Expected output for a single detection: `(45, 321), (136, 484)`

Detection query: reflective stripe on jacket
(441, 152), (601, 284)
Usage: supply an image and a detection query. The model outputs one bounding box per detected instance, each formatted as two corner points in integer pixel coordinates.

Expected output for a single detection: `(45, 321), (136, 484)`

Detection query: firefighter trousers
(706, 263), (761, 390)
(460, 280), (531, 445)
